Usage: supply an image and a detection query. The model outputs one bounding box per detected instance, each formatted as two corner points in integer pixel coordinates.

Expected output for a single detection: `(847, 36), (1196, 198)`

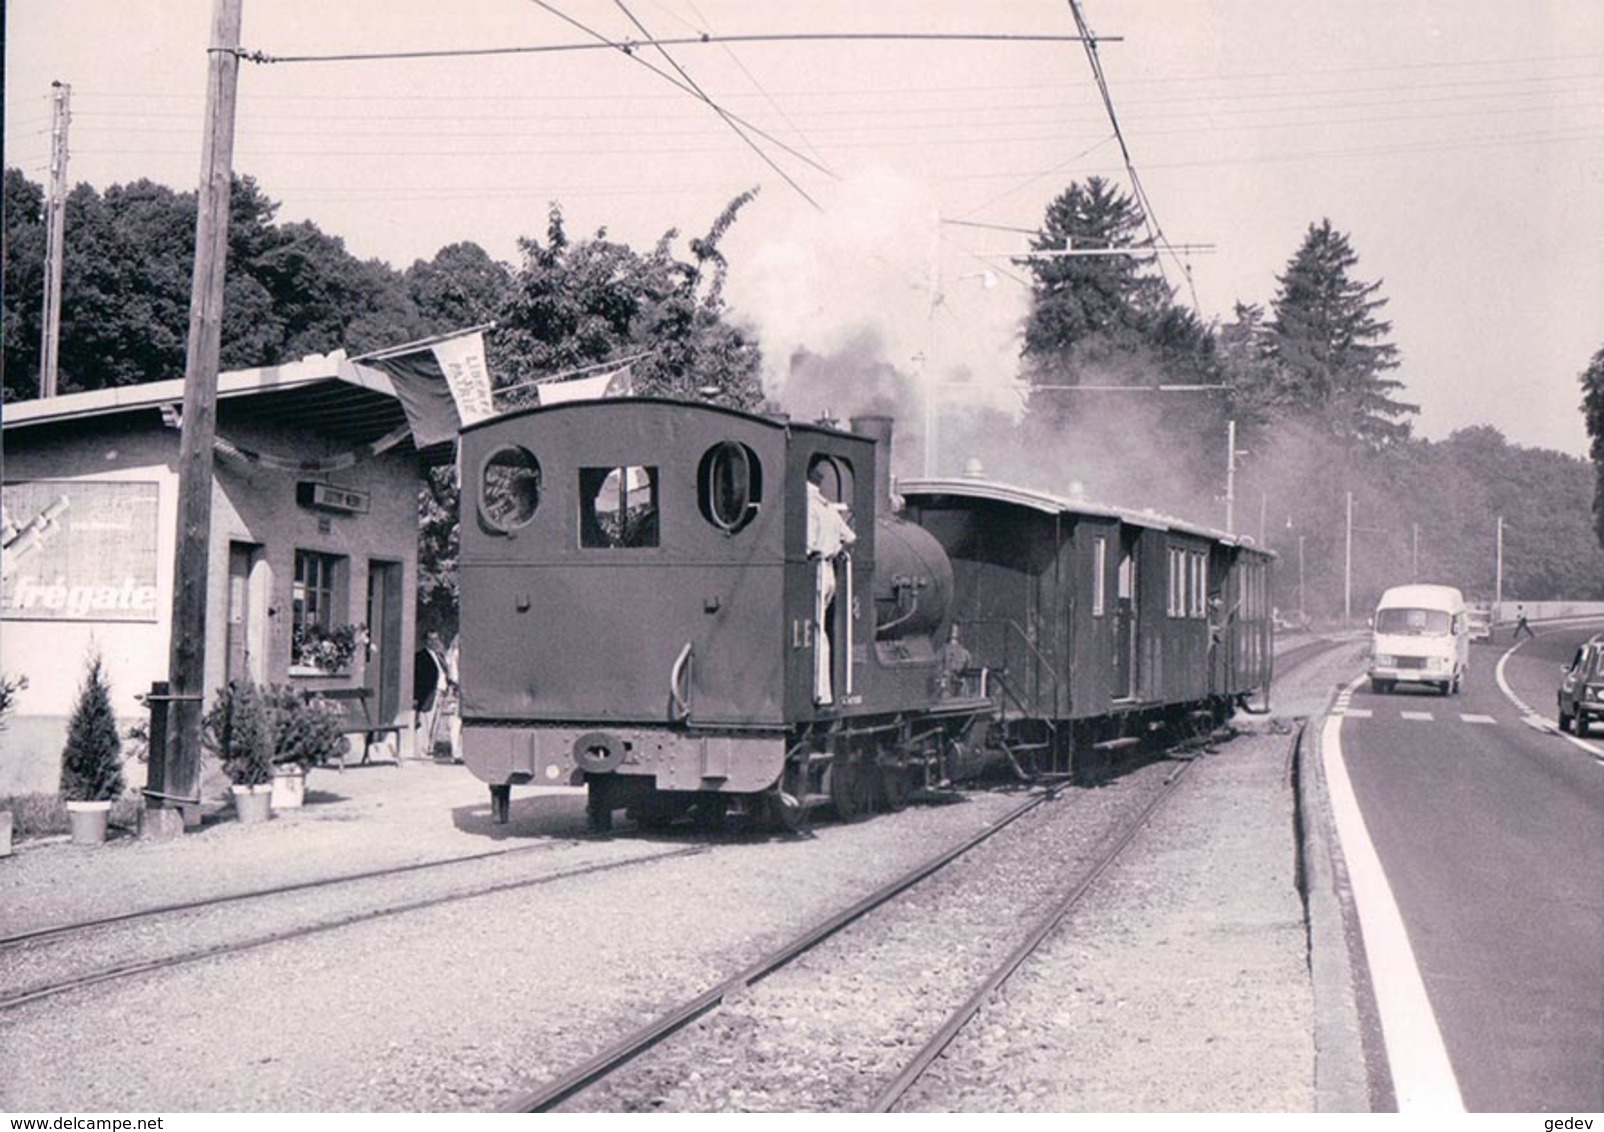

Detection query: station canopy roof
(3, 352), (455, 466)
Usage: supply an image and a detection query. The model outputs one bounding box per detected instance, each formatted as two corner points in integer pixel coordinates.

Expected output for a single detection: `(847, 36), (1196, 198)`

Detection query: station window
(479, 445), (542, 532)
(580, 465), (660, 548)
(292, 550), (345, 635)
(698, 441), (762, 534)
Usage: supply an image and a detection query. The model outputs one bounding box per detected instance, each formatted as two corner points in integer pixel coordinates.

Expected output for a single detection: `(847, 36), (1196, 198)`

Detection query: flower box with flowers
(290, 622), (368, 676)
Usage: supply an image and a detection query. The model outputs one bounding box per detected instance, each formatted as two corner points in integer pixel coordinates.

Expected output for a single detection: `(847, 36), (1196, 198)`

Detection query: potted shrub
(261, 685), (348, 810)
(202, 680), (275, 824)
(59, 654), (125, 845)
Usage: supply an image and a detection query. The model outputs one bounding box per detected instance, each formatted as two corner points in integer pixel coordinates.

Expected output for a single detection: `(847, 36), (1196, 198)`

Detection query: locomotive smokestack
(850, 414), (895, 516)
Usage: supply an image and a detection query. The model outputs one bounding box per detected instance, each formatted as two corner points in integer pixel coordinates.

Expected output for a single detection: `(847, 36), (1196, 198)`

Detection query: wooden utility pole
(143, 0), (244, 839)
(1224, 419), (1238, 534)
(39, 81), (71, 398)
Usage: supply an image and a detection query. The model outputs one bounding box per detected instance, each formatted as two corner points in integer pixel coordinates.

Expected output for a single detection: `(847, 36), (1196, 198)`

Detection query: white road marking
(1459, 715), (1496, 725)
(1399, 711), (1434, 722)
(1325, 675), (1465, 1112)
(1495, 640), (1604, 762)
(1339, 708), (1373, 719)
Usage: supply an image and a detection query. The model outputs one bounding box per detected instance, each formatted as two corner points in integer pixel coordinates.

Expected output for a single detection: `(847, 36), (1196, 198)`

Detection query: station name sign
(296, 481), (370, 515)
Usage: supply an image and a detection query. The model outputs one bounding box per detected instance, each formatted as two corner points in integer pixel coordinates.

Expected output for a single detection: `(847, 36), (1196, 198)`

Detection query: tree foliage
(1262, 219), (1416, 451)
(1581, 344), (1604, 550)
(491, 194), (764, 410)
(2, 171), (425, 400)
(1015, 177), (1227, 518)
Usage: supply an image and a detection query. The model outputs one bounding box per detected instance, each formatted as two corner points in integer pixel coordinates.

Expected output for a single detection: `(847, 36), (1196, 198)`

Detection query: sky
(6, 0), (1603, 459)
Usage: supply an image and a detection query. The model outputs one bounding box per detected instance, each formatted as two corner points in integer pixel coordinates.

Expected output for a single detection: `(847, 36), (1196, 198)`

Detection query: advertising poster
(1, 480), (161, 621)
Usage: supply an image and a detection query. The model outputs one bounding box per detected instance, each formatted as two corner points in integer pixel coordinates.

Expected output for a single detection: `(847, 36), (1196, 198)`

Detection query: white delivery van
(1369, 583), (1469, 695)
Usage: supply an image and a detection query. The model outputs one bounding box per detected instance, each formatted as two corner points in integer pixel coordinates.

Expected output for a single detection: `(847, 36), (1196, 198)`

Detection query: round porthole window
(479, 446), (542, 532)
(698, 441), (762, 534)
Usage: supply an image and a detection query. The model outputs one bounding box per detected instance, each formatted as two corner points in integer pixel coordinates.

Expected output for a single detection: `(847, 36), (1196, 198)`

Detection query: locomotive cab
(456, 399), (967, 831)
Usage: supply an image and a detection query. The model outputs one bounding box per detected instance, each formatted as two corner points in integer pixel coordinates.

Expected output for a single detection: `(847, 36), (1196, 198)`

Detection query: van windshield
(1375, 607), (1452, 636)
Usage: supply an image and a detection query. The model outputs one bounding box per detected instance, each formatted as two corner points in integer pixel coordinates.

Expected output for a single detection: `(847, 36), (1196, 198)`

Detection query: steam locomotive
(457, 398), (1273, 831)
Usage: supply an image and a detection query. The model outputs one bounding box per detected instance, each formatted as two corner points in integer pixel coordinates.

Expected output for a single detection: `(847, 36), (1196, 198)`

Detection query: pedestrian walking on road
(1512, 605), (1535, 642)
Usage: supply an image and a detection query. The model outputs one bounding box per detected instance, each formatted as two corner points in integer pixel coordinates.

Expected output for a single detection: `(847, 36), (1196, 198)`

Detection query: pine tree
(1020, 176), (1176, 390)
(1264, 219), (1416, 450)
(59, 653), (125, 802)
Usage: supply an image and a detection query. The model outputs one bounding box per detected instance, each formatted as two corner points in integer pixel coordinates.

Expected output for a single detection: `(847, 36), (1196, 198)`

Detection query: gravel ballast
(0, 638), (1362, 1111)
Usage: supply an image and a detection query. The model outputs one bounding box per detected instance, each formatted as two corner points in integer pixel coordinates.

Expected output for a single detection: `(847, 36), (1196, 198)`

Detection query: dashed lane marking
(1460, 715), (1496, 725)
(1399, 711), (1434, 721)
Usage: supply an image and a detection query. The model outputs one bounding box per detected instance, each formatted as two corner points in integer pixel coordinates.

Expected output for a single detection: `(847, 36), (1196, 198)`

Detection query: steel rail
(0, 839), (581, 950)
(0, 847), (706, 1012)
(870, 758), (1199, 1111)
(500, 784), (1068, 1113)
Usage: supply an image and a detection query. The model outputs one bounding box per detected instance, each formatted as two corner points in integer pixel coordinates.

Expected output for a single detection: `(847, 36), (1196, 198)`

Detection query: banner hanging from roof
(536, 365), (634, 406)
(363, 329), (496, 448)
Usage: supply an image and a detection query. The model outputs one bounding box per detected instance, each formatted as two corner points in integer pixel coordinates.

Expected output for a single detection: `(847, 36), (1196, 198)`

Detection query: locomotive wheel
(689, 794), (730, 833)
(489, 783), (511, 825)
(585, 780), (614, 834)
(828, 763), (873, 822)
(766, 789), (808, 834)
(874, 767), (915, 813)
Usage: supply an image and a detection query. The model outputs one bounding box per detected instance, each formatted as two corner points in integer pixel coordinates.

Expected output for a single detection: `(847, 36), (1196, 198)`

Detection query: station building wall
(1, 412), (421, 796)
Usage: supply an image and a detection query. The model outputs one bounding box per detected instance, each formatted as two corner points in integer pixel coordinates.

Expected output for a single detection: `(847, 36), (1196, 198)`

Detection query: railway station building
(1, 351), (443, 796)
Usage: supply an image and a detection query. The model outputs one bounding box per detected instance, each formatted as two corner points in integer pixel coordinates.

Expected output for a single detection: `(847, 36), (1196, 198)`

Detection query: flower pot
(271, 765), (307, 811)
(230, 783), (273, 824)
(65, 800), (112, 845)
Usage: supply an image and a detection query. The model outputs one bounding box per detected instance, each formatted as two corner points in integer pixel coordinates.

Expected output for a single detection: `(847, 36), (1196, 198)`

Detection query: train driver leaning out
(806, 458), (857, 704)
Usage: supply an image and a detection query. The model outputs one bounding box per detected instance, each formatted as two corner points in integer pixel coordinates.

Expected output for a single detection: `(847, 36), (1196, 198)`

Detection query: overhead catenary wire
(242, 30), (1111, 66)
(604, 0), (827, 210)
(1064, 0), (1202, 313)
(516, 2), (838, 187)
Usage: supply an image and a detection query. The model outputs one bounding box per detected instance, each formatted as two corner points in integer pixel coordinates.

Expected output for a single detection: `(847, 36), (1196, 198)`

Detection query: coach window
(1091, 536), (1107, 617)
(479, 446), (542, 533)
(580, 465), (660, 548)
(698, 441), (762, 534)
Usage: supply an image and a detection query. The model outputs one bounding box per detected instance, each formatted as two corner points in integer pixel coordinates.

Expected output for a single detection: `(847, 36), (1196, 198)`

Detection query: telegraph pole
(1224, 419), (1238, 534)
(144, 0), (244, 839)
(1344, 491), (1354, 624)
(39, 81), (71, 398)
(1495, 516), (1504, 620)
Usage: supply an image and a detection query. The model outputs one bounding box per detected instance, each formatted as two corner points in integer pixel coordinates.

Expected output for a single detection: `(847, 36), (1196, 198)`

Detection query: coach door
(1111, 533), (1138, 700)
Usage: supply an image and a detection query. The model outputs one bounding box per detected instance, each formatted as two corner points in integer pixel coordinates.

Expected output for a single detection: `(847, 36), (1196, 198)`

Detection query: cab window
(479, 446), (541, 532)
(579, 466), (659, 548)
(698, 441), (762, 534)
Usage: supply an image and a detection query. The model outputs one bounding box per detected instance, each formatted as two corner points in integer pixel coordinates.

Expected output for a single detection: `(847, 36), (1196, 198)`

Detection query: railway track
(503, 759), (1196, 1112)
(0, 842), (707, 1012)
(501, 640), (1341, 1113)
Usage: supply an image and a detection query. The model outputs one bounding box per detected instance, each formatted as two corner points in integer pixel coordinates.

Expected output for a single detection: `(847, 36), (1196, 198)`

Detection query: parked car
(1466, 607), (1492, 642)
(1557, 635), (1604, 736)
